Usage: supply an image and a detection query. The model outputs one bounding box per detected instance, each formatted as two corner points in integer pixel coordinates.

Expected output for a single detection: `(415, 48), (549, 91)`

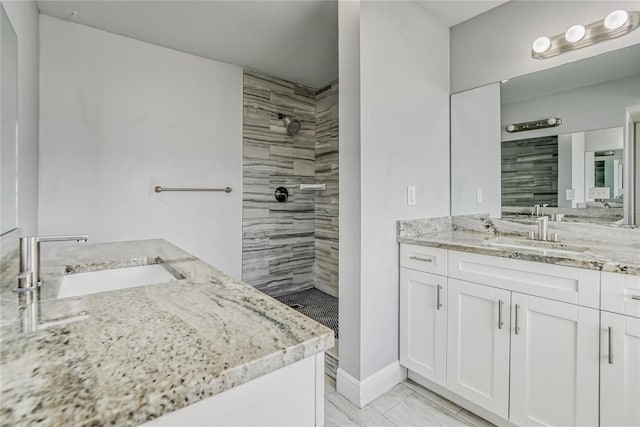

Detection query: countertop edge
(397, 236), (639, 276)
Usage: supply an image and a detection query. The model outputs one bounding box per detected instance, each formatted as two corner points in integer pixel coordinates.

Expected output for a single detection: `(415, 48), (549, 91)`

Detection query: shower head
(278, 113), (301, 135)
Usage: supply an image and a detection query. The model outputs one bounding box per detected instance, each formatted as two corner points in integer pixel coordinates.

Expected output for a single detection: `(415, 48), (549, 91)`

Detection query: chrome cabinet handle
(608, 326), (613, 365)
(515, 304), (520, 335)
(436, 285), (443, 310)
(631, 295), (640, 301)
(498, 300), (504, 330)
(409, 255), (433, 263)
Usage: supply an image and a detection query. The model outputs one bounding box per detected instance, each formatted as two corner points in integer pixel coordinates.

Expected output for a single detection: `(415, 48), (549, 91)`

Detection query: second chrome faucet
(528, 217), (559, 242)
(18, 235), (88, 289)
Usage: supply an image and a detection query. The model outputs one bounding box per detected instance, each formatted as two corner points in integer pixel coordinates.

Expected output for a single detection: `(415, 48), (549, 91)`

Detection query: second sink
(483, 237), (589, 255)
(58, 263), (179, 298)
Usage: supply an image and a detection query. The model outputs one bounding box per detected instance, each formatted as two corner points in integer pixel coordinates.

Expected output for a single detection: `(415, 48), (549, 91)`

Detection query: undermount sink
(483, 237), (589, 255)
(58, 263), (179, 298)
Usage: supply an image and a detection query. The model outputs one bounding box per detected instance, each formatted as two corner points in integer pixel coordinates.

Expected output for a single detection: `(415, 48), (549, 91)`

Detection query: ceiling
(502, 43), (640, 104)
(417, 0), (509, 27)
(38, 1), (508, 88)
(37, 0), (339, 88)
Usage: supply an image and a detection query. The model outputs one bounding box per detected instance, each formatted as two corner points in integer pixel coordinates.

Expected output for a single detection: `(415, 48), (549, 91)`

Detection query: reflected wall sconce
(506, 118), (562, 133)
(531, 10), (640, 59)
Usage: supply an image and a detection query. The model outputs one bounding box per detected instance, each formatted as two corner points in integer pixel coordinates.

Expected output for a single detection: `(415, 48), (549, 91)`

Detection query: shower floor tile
(276, 288), (338, 339)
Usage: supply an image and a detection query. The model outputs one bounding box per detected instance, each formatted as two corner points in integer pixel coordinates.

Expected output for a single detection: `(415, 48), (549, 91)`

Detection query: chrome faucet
(19, 235), (88, 288)
(527, 217), (559, 242)
(537, 216), (548, 241)
(532, 204), (548, 216)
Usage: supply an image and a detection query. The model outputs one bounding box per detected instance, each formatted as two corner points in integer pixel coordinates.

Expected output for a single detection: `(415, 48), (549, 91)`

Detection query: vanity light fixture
(506, 117), (562, 133)
(532, 37), (551, 54)
(531, 10), (640, 59)
(564, 25), (586, 43)
(604, 10), (629, 30)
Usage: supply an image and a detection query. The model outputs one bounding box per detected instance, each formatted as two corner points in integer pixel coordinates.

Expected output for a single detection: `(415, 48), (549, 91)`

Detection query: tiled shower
(241, 69), (339, 340)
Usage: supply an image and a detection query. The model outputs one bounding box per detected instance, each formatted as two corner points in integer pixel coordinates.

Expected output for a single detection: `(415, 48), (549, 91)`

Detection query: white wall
(502, 75), (640, 142)
(571, 132), (586, 207)
(451, 1), (640, 93)
(337, 0), (362, 380)
(358, 0), (450, 380)
(39, 16), (243, 277)
(451, 83), (501, 217)
(635, 122), (640, 223)
(585, 127), (624, 151)
(1, 5), (18, 234)
(557, 134), (572, 208)
(1, 1), (39, 235)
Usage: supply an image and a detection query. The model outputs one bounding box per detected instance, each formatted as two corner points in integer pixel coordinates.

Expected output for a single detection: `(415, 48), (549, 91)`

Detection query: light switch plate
(565, 189), (575, 200)
(476, 188), (483, 204)
(407, 186), (416, 206)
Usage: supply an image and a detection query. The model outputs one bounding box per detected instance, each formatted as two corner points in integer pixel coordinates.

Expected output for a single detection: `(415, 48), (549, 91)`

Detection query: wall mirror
(0, 4), (18, 235)
(451, 43), (640, 225)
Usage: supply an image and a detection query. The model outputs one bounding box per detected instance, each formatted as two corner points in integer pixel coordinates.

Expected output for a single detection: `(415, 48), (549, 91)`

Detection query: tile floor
(324, 376), (495, 427)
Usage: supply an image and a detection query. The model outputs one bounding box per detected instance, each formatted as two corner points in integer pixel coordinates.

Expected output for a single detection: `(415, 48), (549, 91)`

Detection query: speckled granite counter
(0, 238), (334, 426)
(398, 215), (640, 276)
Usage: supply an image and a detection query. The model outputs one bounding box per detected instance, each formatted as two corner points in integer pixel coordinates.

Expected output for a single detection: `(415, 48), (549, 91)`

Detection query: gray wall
(338, 0), (450, 382)
(242, 70), (339, 298)
(451, 83), (501, 217)
(1, 1), (39, 236)
(315, 82), (339, 297)
(242, 69), (318, 296)
(337, 0), (362, 380)
(502, 75), (640, 142)
(501, 136), (559, 207)
(451, 1), (640, 93)
(39, 16), (243, 277)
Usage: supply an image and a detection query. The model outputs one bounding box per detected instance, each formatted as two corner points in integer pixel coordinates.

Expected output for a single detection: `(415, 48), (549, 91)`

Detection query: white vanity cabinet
(509, 294), (599, 426)
(399, 245), (448, 385)
(600, 273), (640, 427)
(400, 244), (605, 426)
(446, 279), (510, 418)
(600, 312), (640, 427)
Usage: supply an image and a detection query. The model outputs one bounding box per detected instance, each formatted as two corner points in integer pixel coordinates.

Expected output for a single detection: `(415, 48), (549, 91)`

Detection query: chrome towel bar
(154, 186), (232, 194)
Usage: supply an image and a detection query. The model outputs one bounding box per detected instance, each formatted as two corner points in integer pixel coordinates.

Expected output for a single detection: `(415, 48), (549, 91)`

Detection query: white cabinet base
(600, 312), (640, 427)
(408, 370), (516, 427)
(400, 269), (447, 385)
(446, 279), (510, 419)
(509, 295), (599, 426)
(144, 353), (325, 426)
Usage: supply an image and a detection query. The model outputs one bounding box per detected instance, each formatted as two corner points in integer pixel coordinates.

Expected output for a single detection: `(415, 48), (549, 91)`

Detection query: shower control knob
(275, 187), (288, 203)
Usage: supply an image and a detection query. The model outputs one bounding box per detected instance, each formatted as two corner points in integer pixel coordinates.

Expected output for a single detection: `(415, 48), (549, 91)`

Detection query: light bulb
(565, 25), (586, 43)
(532, 36), (551, 53)
(547, 118), (557, 126)
(604, 10), (628, 30)
(507, 124), (516, 132)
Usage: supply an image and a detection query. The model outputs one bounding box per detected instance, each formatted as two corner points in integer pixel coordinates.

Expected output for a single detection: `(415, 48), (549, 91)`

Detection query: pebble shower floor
(276, 288), (338, 339)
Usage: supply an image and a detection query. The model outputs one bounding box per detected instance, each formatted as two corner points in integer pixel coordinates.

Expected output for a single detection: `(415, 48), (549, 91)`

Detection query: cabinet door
(600, 312), (640, 427)
(446, 278), (510, 418)
(510, 294), (599, 426)
(400, 268), (447, 385)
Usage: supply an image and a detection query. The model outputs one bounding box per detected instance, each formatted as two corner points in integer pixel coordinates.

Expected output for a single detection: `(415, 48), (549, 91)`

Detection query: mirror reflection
(500, 44), (640, 224)
(0, 4), (18, 235)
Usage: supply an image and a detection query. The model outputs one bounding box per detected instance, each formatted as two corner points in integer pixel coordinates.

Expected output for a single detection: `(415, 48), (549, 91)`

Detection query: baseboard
(336, 361), (407, 408)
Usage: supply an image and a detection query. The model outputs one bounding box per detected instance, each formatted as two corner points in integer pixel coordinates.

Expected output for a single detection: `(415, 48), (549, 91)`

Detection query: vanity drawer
(400, 244), (447, 276)
(601, 272), (640, 318)
(448, 250), (600, 309)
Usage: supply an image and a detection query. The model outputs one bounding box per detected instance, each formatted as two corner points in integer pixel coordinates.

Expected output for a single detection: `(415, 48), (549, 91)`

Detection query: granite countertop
(398, 215), (640, 276)
(0, 239), (334, 426)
